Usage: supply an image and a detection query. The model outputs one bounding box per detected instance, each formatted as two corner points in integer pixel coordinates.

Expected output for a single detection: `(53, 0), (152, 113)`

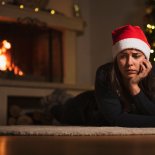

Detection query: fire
(0, 55), (7, 71)
(0, 40), (24, 76)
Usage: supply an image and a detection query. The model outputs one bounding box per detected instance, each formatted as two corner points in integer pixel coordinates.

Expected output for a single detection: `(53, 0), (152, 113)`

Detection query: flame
(0, 55), (7, 71)
(0, 40), (24, 76)
(3, 40), (11, 49)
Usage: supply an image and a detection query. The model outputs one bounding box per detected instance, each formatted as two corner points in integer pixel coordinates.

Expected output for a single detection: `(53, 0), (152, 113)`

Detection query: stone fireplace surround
(0, 4), (87, 125)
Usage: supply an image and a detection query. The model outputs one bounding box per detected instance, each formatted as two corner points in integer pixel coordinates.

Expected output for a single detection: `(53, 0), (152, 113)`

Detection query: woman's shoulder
(95, 62), (113, 83)
(96, 62), (113, 75)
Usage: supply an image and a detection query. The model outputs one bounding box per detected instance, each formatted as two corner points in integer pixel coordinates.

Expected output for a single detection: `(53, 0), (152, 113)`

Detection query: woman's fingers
(143, 59), (152, 70)
(129, 60), (152, 86)
(139, 59), (152, 78)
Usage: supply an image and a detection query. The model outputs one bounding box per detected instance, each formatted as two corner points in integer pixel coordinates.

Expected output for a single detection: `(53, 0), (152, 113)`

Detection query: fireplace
(0, 4), (85, 125)
(0, 20), (63, 83)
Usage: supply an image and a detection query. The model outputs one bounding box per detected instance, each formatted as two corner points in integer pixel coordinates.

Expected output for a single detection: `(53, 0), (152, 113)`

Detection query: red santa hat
(112, 25), (151, 60)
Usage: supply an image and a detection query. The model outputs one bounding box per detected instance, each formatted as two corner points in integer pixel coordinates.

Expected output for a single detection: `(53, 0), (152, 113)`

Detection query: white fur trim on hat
(112, 38), (151, 60)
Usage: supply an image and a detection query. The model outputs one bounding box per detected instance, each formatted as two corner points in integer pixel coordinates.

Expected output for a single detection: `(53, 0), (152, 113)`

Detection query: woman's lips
(125, 69), (138, 74)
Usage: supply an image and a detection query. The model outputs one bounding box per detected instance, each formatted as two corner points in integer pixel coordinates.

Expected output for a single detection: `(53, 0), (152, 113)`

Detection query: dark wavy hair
(110, 58), (155, 111)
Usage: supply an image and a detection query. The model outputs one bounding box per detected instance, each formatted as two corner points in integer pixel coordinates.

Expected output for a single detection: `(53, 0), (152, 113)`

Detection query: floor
(0, 135), (155, 155)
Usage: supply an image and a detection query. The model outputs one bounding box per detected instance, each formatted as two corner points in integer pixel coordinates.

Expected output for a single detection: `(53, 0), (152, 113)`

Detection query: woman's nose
(126, 56), (133, 66)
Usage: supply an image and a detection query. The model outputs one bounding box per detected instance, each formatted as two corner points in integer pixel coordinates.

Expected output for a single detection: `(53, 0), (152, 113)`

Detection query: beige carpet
(1, 126), (155, 136)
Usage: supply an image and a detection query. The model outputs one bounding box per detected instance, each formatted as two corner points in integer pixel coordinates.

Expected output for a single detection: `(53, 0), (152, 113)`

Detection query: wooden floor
(0, 135), (155, 155)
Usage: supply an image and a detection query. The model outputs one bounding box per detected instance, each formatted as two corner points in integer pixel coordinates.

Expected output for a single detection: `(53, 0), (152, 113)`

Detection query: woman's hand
(131, 59), (152, 84)
(128, 59), (152, 95)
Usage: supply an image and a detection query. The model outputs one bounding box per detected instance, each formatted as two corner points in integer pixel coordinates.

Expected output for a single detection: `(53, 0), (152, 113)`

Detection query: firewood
(9, 105), (22, 118)
(16, 115), (33, 125)
(8, 117), (17, 125)
(32, 111), (43, 121)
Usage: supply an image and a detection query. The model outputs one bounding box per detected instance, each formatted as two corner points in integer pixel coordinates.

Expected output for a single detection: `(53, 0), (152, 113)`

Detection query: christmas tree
(144, 0), (155, 63)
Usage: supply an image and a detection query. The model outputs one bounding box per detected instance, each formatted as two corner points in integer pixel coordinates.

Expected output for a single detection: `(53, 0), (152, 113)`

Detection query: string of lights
(0, 0), (64, 16)
(144, 0), (155, 62)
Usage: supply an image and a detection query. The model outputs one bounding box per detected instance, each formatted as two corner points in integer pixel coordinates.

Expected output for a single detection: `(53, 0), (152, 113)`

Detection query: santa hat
(112, 25), (151, 60)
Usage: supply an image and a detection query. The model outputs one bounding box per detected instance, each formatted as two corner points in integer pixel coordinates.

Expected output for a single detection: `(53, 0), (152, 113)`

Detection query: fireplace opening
(0, 20), (63, 83)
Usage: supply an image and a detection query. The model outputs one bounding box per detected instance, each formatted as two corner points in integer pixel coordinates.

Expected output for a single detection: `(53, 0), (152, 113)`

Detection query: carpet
(1, 126), (155, 136)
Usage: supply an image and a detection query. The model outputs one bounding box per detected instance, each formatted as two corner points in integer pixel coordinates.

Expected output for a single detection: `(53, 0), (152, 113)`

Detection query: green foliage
(144, 0), (155, 63)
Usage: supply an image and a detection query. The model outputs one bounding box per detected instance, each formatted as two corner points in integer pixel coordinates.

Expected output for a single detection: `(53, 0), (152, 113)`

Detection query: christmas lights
(0, 0), (65, 16)
(145, 0), (155, 62)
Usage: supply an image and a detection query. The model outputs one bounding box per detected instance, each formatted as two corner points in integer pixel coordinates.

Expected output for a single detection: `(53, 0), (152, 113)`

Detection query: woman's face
(116, 49), (146, 80)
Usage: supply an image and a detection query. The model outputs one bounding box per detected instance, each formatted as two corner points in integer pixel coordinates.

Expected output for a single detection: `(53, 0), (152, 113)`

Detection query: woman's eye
(133, 54), (142, 58)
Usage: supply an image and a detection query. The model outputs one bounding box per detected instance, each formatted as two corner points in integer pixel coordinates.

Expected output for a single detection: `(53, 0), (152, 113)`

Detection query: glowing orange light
(2, 40), (11, 49)
(1, 47), (6, 53)
(19, 71), (24, 76)
(0, 39), (24, 76)
(0, 55), (7, 71)
(0, 137), (7, 155)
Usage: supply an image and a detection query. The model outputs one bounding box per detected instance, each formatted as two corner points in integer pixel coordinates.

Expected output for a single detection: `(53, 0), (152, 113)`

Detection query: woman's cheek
(120, 60), (126, 67)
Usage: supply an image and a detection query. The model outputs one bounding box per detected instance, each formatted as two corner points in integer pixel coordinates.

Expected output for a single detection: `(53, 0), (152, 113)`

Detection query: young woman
(50, 25), (155, 127)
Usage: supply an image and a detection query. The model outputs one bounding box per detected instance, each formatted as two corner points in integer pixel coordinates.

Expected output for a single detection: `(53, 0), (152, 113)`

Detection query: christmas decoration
(112, 25), (151, 60)
(0, 0), (64, 16)
(144, 0), (155, 63)
(73, 0), (81, 17)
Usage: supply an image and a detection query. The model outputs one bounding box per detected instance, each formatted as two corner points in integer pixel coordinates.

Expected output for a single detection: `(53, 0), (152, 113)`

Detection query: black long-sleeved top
(95, 62), (155, 127)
